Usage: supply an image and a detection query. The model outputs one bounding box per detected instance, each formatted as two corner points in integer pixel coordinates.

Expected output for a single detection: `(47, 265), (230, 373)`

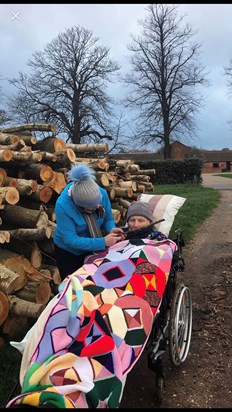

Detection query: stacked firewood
(0, 123), (156, 344)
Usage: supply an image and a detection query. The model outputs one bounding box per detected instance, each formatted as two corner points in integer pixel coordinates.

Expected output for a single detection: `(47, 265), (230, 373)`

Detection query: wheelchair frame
(146, 229), (192, 405)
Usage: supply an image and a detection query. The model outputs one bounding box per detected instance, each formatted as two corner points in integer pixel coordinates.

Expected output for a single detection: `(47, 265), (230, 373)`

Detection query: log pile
(0, 122), (156, 343)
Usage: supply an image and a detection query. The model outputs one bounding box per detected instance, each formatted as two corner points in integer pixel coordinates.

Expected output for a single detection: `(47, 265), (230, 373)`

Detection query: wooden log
(0, 230), (10, 243)
(118, 180), (137, 191)
(0, 133), (19, 145)
(43, 171), (67, 194)
(15, 133), (37, 146)
(137, 184), (146, 193)
(115, 159), (133, 167)
(117, 198), (131, 209)
(10, 150), (33, 162)
(0, 123), (56, 134)
(113, 187), (133, 198)
(29, 184), (53, 203)
(9, 226), (52, 242)
(2, 236), (44, 269)
(0, 139), (25, 151)
(33, 136), (65, 153)
(75, 157), (109, 171)
(20, 164), (54, 182)
(0, 149), (13, 162)
(41, 264), (61, 285)
(0, 265), (21, 294)
(17, 178), (38, 194)
(106, 172), (118, 183)
(112, 209), (121, 224)
(8, 295), (46, 319)
(37, 238), (55, 258)
(52, 148), (76, 165)
(95, 172), (110, 187)
(34, 150), (58, 163)
(4, 176), (19, 188)
(0, 204), (48, 228)
(0, 251), (29, 291)
(106, 187), (116, 200)
(130, 174), (151, 182)
(0, 187), (19, 205)
(0, 168), (7, 185)
(66, 142), (109, 154)
(15, 280), (51, 305)
(2, 315), (29, 339)
(0, 291), (9, 325)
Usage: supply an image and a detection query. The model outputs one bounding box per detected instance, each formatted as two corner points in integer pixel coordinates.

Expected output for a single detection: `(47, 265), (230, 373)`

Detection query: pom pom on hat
(126, 201), (153, 222)
(67, 164), (102, 208)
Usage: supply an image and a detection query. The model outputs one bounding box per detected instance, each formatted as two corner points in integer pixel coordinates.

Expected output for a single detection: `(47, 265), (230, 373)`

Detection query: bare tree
(122, 4), (208, 159)
(8, 26), (120, 144)
(0, 79), (11, 126)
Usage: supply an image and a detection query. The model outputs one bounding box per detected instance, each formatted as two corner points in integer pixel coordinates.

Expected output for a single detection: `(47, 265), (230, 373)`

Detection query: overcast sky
(1, 3), (232, 151)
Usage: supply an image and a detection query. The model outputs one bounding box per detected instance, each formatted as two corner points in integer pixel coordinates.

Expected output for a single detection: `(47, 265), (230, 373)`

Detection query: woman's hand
(110, 227), (127, 240)
(105, 233), (123, 247)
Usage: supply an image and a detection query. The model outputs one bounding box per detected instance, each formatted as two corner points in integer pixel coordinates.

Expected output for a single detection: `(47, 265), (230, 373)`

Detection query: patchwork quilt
(7, 238), (177, 409)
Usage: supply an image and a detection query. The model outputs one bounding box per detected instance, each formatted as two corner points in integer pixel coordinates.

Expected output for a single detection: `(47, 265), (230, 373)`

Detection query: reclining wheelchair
(145, 229), (192, 405)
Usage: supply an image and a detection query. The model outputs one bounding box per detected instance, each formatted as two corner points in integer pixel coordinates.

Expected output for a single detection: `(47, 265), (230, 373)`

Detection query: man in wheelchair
(6, 201), (191, 408)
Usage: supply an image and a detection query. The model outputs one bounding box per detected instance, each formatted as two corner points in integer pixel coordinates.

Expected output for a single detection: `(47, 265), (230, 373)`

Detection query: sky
(1, 3), (232, 151)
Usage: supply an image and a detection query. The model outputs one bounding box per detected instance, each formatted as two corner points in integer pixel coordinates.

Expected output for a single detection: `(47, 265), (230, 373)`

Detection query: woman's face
(128, 215), (151, 229)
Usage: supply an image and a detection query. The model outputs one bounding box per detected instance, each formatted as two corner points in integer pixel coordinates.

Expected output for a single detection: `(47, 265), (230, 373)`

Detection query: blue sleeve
(101, 189), (116, 233)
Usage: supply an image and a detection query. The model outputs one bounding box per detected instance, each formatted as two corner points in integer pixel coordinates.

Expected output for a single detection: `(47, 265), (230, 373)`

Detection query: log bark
(112, 209), (121, 224)
(0, 204), (48, 228)
(0, 133), (19, 145)
(0, 265), (21, 294)
(21, 164), (54, 182)
(15, 280), (51, 305)
(15, 133), (37, 146)
(113, 186), (133, 198)
(1, 123), (56, 134)
(0, 251), (29, 291)
(0, 290), (9, 325)
(52, 148), (76, 165)
(2, 315), (29, 339)
(66, 142), (109, 154)
(8, 295), (46, 319)
(0, 168), (7, 185)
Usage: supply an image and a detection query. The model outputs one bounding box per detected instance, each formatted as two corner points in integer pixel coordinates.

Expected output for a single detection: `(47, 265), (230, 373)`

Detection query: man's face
(128, 215), (151, 229)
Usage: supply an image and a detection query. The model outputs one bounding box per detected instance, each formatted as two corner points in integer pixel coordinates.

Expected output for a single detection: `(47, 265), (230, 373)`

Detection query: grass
(0, 183), (221, 406)
(150, 183), (221, 243)
(213, 173), (232, 179)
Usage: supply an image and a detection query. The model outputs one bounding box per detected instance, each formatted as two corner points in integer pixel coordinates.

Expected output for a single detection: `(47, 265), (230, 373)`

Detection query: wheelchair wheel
(168, 283), (192, 366)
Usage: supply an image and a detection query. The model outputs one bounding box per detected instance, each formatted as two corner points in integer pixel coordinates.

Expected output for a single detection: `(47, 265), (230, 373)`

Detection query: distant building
(111, 141), (232, 173)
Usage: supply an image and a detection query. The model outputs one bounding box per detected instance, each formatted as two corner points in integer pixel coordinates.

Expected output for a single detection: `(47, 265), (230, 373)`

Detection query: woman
(53, 163), (125, 280)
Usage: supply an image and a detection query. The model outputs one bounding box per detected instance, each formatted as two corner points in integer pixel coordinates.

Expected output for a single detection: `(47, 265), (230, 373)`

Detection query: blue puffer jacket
(53, 182), (116, 256)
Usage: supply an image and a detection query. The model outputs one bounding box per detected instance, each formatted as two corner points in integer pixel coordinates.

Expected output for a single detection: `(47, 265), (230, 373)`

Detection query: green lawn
(151, 183), (221, 243)
(213, 173), (232, 179)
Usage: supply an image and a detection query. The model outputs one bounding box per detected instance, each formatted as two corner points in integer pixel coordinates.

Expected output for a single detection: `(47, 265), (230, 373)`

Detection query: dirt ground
(120, 189), (232, 409)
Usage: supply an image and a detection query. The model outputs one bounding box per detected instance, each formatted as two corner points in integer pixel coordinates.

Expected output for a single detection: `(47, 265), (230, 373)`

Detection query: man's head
(67, 164), (102, 209)
(126, 201), (154, 229)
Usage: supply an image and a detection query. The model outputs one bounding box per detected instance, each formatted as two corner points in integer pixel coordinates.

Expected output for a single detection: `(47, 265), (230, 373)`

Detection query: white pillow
(140, 194), (186, 236)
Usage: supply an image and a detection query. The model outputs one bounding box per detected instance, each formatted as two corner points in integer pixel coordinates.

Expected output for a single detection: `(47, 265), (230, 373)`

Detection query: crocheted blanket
(7, 238), (177, 409)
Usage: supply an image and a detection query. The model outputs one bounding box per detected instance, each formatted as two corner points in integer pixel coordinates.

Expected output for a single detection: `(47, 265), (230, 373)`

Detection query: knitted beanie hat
(126, 201), (153, 222)
(67, 164), (102, 208)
